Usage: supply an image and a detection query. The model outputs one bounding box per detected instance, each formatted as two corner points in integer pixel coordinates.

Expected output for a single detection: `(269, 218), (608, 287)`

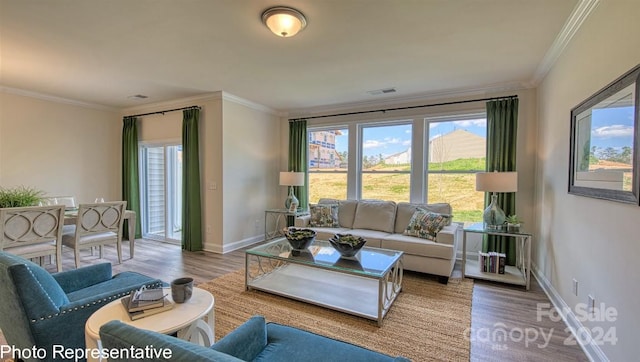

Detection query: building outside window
(361, 123), (412, 202)
(308, 128), (348, 202)
(426, 117), (487, 224)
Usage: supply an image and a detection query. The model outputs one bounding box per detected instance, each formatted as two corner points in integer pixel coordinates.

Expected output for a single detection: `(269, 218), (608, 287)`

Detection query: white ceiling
(0, 0), (581, 112)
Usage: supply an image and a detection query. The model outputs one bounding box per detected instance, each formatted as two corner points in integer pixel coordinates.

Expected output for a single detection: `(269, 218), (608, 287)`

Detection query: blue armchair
(99, 315), (410, 362)
(0, 251), (162, 362)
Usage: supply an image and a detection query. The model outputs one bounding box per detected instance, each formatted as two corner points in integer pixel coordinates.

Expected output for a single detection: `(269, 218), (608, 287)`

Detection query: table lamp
(279, 171), (304, 210)
(475, 171), (518, 229)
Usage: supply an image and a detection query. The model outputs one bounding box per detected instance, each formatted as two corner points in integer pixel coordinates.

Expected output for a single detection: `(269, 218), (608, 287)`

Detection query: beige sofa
(295, 198), (459, 283)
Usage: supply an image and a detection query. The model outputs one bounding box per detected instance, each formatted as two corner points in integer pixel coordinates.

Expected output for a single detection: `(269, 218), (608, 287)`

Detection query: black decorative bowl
(283, 227), (317, 250)
(328, 234), (367, 258)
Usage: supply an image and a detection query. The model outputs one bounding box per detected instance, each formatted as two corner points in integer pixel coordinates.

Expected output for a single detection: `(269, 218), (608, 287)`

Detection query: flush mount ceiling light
(261, 6), (307, 38)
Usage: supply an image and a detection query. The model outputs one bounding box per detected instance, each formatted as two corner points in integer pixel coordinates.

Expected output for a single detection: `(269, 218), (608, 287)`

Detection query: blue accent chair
(99, 315), (410, 362)
(0, 251), (162, 362)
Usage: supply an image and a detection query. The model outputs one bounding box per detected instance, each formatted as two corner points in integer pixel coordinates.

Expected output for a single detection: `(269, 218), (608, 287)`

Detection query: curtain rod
(125, 105), (201, 118)
(288, 95), (518, 121)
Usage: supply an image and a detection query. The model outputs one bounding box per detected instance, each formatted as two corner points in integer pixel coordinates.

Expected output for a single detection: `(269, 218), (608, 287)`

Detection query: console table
(462, 223), (532, 290)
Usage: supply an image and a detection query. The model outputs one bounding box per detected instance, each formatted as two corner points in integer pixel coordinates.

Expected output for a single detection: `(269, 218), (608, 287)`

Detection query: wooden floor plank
(1, 238), (588, 361)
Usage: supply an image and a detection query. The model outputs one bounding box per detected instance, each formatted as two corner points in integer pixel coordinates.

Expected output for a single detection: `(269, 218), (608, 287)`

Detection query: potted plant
(0, 186), (44, 208)
(505, 215), (523, 233)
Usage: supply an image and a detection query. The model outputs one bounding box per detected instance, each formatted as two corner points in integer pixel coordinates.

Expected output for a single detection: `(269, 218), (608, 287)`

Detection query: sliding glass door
(140, 143), (182, 243)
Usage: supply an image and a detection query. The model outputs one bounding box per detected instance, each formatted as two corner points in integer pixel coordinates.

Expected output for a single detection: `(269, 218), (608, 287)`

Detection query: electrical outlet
(573, 278), (578, 296)
(206, 225), (211, 233)
(588, 295), (595, 315)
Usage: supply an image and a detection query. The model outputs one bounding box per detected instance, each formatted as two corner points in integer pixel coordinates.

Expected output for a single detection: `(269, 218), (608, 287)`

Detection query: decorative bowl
(283, 227), (317, 250)
(328, 233), (367, 258)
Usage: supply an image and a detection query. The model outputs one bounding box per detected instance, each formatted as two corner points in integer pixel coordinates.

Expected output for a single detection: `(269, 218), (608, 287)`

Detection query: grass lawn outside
(309, 160), (486, 224)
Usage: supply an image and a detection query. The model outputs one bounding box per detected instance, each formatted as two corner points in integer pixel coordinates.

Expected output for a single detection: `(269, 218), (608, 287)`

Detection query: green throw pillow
(309, 204), (339, 228)
(404, 208), (452, 241)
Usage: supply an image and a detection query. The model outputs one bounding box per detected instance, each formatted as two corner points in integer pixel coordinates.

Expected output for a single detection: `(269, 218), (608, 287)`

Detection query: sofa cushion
(307, 227), (351, 241)
(381, 234), (455, 260)
(395, 202), (452, 234)
(342, 229), (391, 248)
(309, 204), (340, 227)
(404, 208), (452, 241)
(435, 224), (457, 246)
(319, 198), (358, 228)
(352, 201), (397, 233)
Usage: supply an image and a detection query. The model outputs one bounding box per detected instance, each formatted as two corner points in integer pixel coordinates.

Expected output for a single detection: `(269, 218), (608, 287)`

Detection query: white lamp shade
(476, 172), (518, 192)
(279, 171), (304, 186)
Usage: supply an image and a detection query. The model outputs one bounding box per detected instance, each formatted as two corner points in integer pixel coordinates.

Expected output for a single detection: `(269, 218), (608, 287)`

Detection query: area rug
(198, 269), (473, 361)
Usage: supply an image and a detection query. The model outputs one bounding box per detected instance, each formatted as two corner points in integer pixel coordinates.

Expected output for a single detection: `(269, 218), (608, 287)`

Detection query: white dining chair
(62, 201), (126, 268)
(0, 205), (66, 272)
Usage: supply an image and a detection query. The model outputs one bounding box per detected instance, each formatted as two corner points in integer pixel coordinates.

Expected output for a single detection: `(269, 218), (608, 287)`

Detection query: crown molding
(120, 91), (283, 118)
(0, 85), (119, 112)
(120, 92), (224, 115)
(529, 0), (600, 86)
(285, 81), (530, 119)
(221, 92), (281, 116)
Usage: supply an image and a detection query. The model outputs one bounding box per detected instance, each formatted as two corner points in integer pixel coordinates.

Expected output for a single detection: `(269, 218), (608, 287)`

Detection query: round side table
(85, 287), (214, 362)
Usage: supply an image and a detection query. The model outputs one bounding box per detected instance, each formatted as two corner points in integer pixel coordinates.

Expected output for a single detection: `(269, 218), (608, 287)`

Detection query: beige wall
(536, 1), (640, 360)
(0, 89), (278, 255)
(123, 93), (279, 253)
(221, 98), (280, 252)
(0, 91), (120, 203)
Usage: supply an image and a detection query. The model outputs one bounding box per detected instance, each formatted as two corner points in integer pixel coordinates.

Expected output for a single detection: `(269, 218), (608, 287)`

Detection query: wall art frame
(568, 64), (640, 204)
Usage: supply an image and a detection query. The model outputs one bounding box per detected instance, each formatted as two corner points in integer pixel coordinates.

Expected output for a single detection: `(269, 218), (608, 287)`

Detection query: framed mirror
(569, 64), (640, 204)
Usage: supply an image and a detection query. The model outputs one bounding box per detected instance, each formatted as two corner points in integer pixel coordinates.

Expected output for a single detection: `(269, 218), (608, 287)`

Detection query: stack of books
(478, 251), (506, 274)
(121, 287), (174, 320)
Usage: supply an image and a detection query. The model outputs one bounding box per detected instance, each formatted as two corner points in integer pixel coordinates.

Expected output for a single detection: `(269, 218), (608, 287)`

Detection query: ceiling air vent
(127, 94), (149, 100)
(367, 87), (396, 96)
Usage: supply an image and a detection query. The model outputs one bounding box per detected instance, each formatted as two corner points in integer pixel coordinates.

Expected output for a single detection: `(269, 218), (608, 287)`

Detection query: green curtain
(288, 119), (308, 211)
(121, 116), (142, 239)
(182, 108), (203, 251)
(483, 98), (518, 265)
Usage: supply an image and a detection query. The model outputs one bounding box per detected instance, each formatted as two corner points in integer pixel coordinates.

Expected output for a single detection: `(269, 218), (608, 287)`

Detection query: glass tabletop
(264, 208), (309, 216)
(464, 222), (532, 236)
(246, 238), (403, 278)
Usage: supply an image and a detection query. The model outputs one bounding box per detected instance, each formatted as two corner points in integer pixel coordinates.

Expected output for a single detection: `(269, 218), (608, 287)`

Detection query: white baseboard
(203, 235), (263, 254)
(532, 263), (609, 362)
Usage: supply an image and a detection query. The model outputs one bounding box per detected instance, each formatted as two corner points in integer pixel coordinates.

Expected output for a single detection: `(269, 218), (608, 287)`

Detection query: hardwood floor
(3, 238), (588, 361)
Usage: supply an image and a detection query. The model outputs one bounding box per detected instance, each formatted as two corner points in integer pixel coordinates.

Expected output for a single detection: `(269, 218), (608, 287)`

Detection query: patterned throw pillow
(404, 208), (452, 241)
(309, 204), (340, 228)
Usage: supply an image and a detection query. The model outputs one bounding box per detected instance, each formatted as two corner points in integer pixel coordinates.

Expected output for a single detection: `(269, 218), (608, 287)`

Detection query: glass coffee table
(245, 238), (403, 326)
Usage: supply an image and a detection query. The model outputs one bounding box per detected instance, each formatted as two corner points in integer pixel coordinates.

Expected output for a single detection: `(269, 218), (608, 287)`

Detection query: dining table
(64, 209), (137, 258)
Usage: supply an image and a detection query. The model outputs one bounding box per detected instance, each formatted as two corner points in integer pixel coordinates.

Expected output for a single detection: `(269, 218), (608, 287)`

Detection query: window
(361, 123), (412, 202)
(140, 143), (183, 243)
(426, 117), (486, 224)
(308, 128), (348, 203)
(305, 112), (485, 224)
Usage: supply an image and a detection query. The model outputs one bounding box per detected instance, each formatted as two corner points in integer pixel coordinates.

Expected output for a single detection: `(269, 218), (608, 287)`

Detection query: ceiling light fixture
(261, 6), (307, 38)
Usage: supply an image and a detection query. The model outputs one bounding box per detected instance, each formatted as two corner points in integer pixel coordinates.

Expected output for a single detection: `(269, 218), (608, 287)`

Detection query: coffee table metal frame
(245, 238), (403, 326)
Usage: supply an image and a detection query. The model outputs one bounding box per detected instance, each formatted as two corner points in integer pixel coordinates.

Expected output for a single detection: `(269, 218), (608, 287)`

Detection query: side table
(264, 208), (309, 240)
(462, 222), (532, 290)
(85, 287), (215, 362)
